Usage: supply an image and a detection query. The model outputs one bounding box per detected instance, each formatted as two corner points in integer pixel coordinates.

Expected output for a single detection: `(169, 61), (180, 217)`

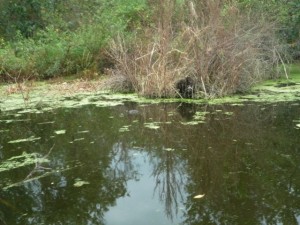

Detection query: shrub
(0, 25), (109, 80)
(0, 0), (148, 81)
(238, 0), (300, 61)
(0, 34), (35, 81)
(108, 0), (285, 98)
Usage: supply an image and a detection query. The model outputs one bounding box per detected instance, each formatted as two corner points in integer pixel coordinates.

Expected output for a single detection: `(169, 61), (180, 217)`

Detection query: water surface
(0, 101), (299, 225)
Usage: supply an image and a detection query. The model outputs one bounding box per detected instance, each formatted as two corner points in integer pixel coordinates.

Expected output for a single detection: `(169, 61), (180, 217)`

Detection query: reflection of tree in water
(110, 142), (140, 184)
(0, 159), (131, 225)
(1, 102), (300, 224)
(150, 149), (186, 221)
(0, 147), (137, 225)
(181, 103), (300, 225)
(127, 103), (189, 221)
(128, 102), (300, 224)
(0, 106), (139, 225)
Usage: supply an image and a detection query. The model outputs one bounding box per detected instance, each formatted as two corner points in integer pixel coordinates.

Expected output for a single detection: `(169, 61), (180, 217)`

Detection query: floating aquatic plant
(181, 121), (204, 125)
(119, 125), (130, 132)
(54, 130), (66, 135)
(194, 194), (205, 199)
(77, 130), (89, 134)
(164, 148), (175, 152)
(0, 119), (31, 124)
(8, 136), (41, 144)
(193, 111), (209, 120)
(144, 122), (160, 129)
(0, 152), (49, 173)
(73, 138), (85, 142)
(38, 121), (55, 125)
(73, 178), (90, 187)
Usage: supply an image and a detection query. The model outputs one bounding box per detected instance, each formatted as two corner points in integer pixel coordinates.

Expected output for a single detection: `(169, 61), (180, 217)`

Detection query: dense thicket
(0, 0), (299, 97)
(0, 0), (146, 80)
(238, 0), (300, 58)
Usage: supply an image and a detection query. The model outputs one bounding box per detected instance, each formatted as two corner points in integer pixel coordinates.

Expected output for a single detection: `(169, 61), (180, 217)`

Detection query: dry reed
(107, 0), (285, 98)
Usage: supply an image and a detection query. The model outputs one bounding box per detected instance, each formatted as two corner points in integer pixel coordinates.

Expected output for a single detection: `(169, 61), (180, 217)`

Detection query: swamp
(0, 80), (300, 224)
(1, 0), (300, 224)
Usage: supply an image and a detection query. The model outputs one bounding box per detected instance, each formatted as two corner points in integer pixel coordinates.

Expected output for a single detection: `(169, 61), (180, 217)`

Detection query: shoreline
(1, 67), (300, 112)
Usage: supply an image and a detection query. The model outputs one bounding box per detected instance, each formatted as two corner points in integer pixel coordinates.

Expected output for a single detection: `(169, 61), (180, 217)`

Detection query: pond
(0, 100), (300, 225)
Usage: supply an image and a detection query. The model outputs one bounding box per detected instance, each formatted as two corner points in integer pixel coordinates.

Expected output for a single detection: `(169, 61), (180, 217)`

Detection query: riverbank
(0, 64), (299, 112)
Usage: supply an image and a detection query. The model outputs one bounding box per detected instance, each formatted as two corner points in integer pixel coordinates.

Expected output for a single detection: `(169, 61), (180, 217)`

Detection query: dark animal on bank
(176, 77), (195, 98)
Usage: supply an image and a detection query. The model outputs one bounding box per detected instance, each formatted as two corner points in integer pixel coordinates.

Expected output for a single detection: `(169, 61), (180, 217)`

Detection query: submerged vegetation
(0, 0), (299, 99)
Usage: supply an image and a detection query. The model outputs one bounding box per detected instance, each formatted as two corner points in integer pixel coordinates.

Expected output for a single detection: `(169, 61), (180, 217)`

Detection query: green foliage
(0, 0), (298, 84)
(0, 0), (44, 39)
(238, 0), (300, 59)
(283, 1), (300, 59)
(0, 33), (34, 79)
(0, 0), (148, 80)
(0, 25), (108, 79)
(33, 28), (68, 78)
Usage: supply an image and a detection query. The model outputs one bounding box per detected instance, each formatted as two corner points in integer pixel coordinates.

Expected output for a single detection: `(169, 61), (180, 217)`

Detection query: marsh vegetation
(0, 0), (299, 98)
(1, 2), (300, 224)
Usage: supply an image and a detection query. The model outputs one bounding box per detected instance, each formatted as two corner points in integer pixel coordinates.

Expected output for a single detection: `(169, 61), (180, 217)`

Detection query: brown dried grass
(107, 0), (285, 98)
(49, 78), (101, 95)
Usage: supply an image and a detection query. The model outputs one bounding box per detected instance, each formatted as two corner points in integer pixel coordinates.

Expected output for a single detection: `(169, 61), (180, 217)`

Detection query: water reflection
(151, 149), (186, 221)
(177, 102), (197, 120)
(0, 102), (299, 225)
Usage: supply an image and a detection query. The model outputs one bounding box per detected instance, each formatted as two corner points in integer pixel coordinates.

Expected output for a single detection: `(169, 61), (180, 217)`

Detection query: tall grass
(108, 0), (286, 98)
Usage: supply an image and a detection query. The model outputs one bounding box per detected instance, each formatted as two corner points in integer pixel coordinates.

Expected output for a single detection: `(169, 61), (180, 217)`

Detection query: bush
(0, 33), (35, 81)
(238, 0), (300, 61)
(0, 25), (110, 80)
(0, 0), (148, 81)
(108, 0), (285, 98)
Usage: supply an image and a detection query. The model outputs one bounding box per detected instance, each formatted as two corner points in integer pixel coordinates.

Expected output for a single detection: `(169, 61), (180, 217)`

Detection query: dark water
(0, 101), (299, 225)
